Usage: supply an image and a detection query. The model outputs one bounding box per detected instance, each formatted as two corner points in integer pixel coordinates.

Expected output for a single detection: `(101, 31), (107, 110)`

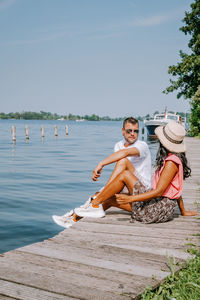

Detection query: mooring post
(25, 125), (29, 140)
(41, 125), (45, 138)
(11, 125), (16, 142)
(65, 124), (69, 135)
(54, 125), (58, 137)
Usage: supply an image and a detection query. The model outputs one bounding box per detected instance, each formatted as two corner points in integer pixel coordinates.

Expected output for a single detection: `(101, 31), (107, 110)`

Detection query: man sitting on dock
(53, 117), (152, 228)
(92, 117), (151, 191)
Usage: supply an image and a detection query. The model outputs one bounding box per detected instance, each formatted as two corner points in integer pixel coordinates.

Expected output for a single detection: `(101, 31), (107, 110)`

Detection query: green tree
(153, 111), (159, 116)
(163, 0), (200, 135)
(164, 0), (200, 99)
(189, 86), (200, 136)
(144, 114), (150, 120)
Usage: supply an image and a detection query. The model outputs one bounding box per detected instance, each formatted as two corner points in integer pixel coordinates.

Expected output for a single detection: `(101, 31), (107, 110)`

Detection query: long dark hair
(155, 142), (191, 179)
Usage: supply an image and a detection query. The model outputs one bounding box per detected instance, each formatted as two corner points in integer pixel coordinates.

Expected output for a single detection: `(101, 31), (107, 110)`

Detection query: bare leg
(73, 169), (137, 221)
(92, 170), (138, 206)
(90, 158), (135, 198)
(102, 196), (132, 212)
(104, 158), (135, 187)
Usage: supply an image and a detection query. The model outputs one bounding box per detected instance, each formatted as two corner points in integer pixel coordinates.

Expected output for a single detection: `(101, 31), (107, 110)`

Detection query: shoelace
(62, 195), (97, 219)
(80, 195), (97, 209)
(62, 209), (74, 218)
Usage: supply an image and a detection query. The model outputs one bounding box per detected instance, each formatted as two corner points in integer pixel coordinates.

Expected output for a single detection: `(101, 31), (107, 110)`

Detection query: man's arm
(92, 147), (140, 181)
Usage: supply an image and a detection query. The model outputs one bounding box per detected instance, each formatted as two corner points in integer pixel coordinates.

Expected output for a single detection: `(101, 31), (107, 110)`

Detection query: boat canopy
(154, 114), (179, 121)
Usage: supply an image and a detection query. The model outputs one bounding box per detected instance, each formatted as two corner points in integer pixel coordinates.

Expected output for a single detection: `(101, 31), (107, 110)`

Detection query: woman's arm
(92, 147), (140, 181)
(177, 196), (198, 216)
(116, 161), (178, 204)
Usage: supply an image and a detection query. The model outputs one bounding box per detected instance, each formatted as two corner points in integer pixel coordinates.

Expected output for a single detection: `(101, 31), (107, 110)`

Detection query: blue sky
(0, 0), (192, 117)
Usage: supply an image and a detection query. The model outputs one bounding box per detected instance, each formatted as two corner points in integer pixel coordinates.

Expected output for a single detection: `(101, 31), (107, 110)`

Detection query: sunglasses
(125, 129), (139, 134)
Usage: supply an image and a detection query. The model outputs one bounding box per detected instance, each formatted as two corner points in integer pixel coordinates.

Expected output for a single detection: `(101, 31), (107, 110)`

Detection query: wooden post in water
(11, 125), (16, 142)
(54, 125), (58, 137)
(25, 125), (29, 140)
(41, 125), (45, 138)
(65, 124), (69, 135)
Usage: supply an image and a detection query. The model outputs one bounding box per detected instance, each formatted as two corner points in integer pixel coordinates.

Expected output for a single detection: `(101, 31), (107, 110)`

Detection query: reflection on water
(0, 120), (159, 253)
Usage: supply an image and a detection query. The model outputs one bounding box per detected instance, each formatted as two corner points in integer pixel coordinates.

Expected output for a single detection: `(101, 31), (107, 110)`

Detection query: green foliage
(0, 110), (189, 122)
(140, 250), (200, 300)
(163, 0), (200, 136)
(189, 87), (200, 137)
(0, 111), (123, 121)
(163, 0), (200, 100)
(0, 111), (60, 120)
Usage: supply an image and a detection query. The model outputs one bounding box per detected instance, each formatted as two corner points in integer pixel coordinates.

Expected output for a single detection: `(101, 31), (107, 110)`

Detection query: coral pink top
(152, 154), (183, 199)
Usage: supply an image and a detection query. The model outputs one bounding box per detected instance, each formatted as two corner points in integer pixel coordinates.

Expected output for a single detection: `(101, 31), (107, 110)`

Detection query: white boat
(144, 112), (185, 138)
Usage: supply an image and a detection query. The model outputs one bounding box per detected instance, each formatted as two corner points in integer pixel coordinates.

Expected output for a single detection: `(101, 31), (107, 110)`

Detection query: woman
(53, 121), (197, 228)
(115, 121), (198, 223)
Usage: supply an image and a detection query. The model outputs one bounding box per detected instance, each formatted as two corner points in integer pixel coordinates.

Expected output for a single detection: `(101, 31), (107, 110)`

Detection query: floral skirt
(131, 180), (177, 224)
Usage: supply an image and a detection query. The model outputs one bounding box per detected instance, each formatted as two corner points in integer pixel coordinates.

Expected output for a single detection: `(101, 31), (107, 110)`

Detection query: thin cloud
(133, 14), (171, 27)
(0, 28), (121, 46)
(0, 0), (16, 11)
(0, 32), (69, 46)
(128, 1), (136, 8)
(83, 31), (122, 40)
(132, 6), (188, 27)
(107, 6), (187, 30)
(0, 6), (187, 46)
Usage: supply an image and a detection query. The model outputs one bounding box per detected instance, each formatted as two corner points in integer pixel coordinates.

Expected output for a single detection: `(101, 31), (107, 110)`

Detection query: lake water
(0, 120), (159, 254)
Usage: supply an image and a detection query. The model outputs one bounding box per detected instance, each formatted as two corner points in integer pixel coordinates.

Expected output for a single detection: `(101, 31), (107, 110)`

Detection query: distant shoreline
(0, 110), (189, 122)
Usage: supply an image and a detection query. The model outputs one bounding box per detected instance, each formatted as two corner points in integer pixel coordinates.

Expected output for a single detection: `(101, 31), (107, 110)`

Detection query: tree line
(0, 111), (123, 121)
(0, 110), (189, 122)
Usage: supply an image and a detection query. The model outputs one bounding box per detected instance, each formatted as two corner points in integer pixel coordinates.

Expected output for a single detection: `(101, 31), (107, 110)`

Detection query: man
(53, 117), (151, 226)
(91, 117), (151, 191)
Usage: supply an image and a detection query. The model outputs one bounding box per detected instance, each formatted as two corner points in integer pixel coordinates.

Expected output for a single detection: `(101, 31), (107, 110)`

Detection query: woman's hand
(181, 210), (198, 216)
(92, 162), (103, 181)
(115, 193), (134, 204)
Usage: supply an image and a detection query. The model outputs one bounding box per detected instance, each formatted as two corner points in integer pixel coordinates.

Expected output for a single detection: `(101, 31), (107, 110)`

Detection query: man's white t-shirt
(114, 139), (151, 189)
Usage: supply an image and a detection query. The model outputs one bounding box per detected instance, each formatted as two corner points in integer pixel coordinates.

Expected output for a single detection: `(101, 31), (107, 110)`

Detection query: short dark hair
(123, 117), (138, 128)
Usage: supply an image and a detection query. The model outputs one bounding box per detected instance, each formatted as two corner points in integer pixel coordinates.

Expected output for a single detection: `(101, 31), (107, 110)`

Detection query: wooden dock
(0, 137), (199, 300)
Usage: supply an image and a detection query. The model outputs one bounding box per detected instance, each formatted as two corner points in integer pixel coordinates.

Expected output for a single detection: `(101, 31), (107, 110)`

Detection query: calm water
(0, 120), (158, 254)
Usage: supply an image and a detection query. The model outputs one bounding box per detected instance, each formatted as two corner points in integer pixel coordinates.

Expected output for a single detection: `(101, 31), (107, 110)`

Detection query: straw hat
(155, 121), (186, 153)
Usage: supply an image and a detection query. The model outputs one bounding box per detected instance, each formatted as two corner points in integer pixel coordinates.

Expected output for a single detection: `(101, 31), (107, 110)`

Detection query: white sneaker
(60, 209), (74, 219)
(52, 214), (76, 228)
(74, 203), (105, 218)
(79, 196), (92, 208)
(52, 196), (94, 227)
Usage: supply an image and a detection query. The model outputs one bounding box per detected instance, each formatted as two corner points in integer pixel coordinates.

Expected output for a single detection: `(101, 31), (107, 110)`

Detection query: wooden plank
(0, 295), (16, 300)
(0, 280), (74, 300)
(0, 255), (153, 299)
(16, 244), (170, 280)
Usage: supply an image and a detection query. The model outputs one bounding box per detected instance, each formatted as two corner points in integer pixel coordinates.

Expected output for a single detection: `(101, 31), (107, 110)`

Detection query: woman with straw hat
(114, 121), (198, 223)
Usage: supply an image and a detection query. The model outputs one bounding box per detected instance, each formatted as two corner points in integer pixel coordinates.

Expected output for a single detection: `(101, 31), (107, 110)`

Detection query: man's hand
(115, 193), (133, 204)
(92, 163), (103, 181)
